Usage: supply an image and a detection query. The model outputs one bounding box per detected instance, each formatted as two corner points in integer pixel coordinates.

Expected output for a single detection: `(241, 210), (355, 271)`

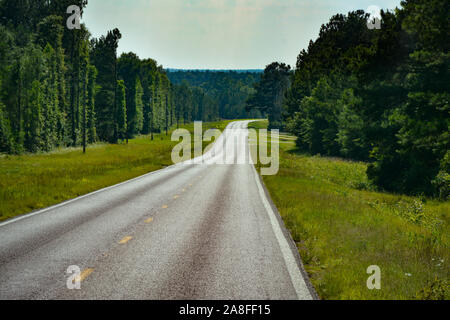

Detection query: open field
(0, 120), (233, 222)
(249, 120), (449, 300)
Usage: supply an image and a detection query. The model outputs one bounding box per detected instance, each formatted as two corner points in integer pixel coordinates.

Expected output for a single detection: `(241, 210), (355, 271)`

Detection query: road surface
(0, 120), (315, 300)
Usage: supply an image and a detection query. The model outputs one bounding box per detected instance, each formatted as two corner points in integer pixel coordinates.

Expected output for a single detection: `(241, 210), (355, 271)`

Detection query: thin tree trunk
(17, 61), (22, 139)
(70, 31), (75, 146)
(150, 111), (154, 140)
(165, 95), (168, 136)
(113, 53), (118, 143)
(82, 68), (87, 154)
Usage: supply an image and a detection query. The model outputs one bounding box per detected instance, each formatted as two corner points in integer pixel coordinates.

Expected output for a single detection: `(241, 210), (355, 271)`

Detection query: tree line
(0, 0), (220, 154)
(168, 70), (264, 119)
(247, 0), (449, 198)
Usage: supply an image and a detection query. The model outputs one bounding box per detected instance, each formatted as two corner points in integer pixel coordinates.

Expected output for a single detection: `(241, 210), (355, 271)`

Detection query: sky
(83, 0), (402, 70)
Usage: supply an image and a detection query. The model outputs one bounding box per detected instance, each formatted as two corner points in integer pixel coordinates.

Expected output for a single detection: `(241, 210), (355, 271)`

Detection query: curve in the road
(0, 120), (316, 300)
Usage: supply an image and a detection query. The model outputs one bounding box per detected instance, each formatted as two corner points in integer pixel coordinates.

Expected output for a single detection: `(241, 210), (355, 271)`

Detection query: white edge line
(0, 164), (176, 228)
(249, 143), (313, 300)
(0, 121), (238, 228)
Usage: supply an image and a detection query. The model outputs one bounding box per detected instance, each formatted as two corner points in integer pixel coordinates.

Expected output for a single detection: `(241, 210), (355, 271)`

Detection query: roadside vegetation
(0, 2), (251, 156)
(0, 120), (232, 222)
(249, 120), (449, 300)
(246, 0), (449, 199)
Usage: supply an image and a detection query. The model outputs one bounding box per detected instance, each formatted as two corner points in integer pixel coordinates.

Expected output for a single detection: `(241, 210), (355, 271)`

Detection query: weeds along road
(0, 121), (315, 300)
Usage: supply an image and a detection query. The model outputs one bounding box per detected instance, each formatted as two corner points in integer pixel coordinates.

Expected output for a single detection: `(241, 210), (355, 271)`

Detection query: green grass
(249, 120), (449, 300)
(0, 120), (233, 222)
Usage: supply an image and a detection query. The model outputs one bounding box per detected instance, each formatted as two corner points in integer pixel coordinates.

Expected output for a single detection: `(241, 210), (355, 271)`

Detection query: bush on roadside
(416, 278), (449, 300)
(432, 151), (450, 200)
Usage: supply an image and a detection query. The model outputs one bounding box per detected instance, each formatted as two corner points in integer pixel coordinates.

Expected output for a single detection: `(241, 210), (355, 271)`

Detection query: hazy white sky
(83, 0), (401, 69)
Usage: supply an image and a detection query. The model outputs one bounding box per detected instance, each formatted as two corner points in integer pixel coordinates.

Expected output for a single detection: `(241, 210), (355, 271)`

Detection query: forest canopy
(167, 70), (263, 120)
(0, 0), (240, 154)
(247, 0), (449, 198)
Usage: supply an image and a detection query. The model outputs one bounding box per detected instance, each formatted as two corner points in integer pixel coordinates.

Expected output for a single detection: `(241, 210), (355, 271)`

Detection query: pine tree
(139, 59), (157, 135)
(24, 80), (43, 152)
(0, 101), (13, 153)
(42, 44), (59, 151)
(91, 28), (122, 143)
(117, 52), (141, 140)
(86, 65), (97, 144)
(115, 79), (127, 141)
(135, 78), (144, 135)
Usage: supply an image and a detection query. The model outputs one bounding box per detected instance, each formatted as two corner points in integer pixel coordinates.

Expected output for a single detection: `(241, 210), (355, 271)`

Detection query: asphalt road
(0, 120), (315, 300)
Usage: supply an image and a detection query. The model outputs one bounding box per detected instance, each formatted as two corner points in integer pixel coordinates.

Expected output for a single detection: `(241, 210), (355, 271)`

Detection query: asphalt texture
(0, 121), (315, 300)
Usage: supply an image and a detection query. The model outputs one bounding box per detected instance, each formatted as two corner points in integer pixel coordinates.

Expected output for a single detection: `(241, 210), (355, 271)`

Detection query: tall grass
(0, 121), (232, 222)
(249, 120), (449, 300)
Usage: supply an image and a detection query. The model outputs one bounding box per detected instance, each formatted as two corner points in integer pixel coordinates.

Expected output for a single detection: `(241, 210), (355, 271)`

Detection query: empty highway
(0, 121), (315, 300)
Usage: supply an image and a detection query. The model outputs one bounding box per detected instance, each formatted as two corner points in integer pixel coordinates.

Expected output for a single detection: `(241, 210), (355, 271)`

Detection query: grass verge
(0, 120), (233, 222)
(249, 120), (449, 300)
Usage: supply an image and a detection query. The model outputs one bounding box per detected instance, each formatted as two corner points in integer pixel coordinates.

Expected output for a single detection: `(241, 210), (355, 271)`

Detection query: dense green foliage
(248, 0), (449, 197)
(246, 62), (291, 130)
(168, 70), (263, 119)
(0, 0), (221, 154)
(172, 81), (219, 125)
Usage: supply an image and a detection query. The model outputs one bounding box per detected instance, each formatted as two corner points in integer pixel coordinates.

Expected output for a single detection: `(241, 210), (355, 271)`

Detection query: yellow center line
(162, 205), (168, 209)
(145, 217), (154, 223)
(119, 236), (132, 244)
(79, 268), (94, 282)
